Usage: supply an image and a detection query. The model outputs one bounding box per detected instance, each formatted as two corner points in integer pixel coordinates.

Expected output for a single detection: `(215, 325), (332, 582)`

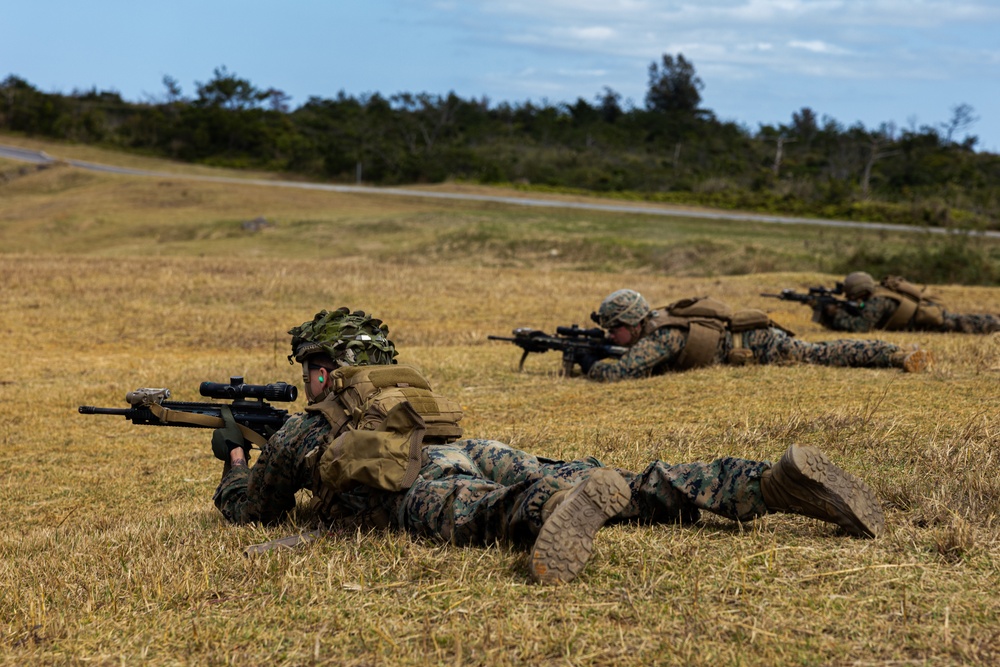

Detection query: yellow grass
(2, 148), (999, 665)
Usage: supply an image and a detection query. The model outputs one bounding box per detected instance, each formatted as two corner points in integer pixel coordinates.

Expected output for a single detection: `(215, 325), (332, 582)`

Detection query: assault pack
(306, 364), (464, 506)
(644, 296), (786, 369)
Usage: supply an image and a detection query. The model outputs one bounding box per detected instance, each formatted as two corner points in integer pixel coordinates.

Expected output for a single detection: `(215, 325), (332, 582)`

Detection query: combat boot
(529, 468), (631, 584)
(540, 488), (572, 523)
(760, 444), (885, 538)
(890, 347), (932, 373)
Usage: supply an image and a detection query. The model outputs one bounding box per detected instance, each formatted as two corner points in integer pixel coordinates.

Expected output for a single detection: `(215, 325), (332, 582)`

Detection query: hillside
(1, 145), (999, 665)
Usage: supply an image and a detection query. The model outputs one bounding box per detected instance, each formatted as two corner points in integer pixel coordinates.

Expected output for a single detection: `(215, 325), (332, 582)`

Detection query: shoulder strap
(304, 395), (352, 435)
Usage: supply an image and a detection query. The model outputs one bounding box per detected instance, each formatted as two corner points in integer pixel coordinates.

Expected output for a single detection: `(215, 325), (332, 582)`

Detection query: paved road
(3, 143), (996, 238)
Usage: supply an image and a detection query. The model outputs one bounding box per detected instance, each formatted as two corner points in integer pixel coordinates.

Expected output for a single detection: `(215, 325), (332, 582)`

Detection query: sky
(4, 1), (1000, 152)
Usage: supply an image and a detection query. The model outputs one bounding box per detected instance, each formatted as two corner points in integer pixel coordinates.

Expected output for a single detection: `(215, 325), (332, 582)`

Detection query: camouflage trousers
(743, 327), (900, 367)
(943, 312), (1000, 334)
(389, 439), (770, 547)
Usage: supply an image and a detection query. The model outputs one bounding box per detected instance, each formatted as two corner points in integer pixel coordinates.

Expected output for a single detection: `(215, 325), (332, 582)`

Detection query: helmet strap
(302, 361), (337, 404)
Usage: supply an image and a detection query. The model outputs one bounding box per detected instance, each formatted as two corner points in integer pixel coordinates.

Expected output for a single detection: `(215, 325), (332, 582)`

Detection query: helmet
(287, 307), (398, 367)
(593, 289), (651, 329)
(842, 272), (876, 300)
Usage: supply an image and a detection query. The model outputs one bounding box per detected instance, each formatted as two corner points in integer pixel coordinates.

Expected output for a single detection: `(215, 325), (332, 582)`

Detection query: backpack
(880, 276), (925, 301)
(322, 364), (464, 442)
(306, 364), (463, 498)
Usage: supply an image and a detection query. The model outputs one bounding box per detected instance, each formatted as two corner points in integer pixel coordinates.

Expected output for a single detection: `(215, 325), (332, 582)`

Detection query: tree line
(1, 55), (998, 229)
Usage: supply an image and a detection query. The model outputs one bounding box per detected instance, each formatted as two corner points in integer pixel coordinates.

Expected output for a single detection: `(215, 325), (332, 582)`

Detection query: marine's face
(608, 323), (639, 346)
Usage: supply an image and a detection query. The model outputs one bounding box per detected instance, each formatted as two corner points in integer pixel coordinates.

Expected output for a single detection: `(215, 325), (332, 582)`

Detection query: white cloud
(788, 40), (851, 55)
(563, 26), (617, 41)
(394, 0), (1000, 147)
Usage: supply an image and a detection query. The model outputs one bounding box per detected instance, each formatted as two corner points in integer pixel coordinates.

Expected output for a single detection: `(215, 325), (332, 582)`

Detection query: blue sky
(4, 1), (999, 152)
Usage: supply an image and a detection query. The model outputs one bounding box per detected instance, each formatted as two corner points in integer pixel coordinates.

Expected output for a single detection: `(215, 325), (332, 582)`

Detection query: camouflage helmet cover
(288, 307), (398, 367)
(594, 289), (651, 328)
(843, 272), (876, 300)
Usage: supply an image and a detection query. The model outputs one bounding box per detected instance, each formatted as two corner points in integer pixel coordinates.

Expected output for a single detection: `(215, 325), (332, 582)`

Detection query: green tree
(940, 103), (978, 145)
(645, 53), (703, 114)
(596, 87), (623, 124)
(194, 66), (268, 110)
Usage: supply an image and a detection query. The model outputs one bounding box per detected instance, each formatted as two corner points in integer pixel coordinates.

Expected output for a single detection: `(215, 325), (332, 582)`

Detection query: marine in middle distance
(581, 289), (933, 381)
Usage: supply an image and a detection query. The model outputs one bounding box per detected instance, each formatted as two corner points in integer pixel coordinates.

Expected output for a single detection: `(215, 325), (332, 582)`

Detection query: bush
(831, 231), (1000, 285)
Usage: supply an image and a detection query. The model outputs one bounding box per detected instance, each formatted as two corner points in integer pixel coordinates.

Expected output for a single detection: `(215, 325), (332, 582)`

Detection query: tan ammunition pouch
(881, 276), (924, 301)
(874, 278), (945, 330)
(912, 303), (946, 328)
(645, 297), (782, 369)
(318, 401), (426, 493)
(305, 364), (464, 510)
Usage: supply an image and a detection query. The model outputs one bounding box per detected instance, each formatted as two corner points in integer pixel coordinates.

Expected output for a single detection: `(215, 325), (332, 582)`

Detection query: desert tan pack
(644, 296), (783, 370)
(305, 364), (463, 502)
(316, 364), (463, 442)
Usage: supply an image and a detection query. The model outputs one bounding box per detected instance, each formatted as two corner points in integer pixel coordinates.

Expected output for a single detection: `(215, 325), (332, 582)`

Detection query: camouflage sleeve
(587, 328), (687, 382)
(213, 412), (330, 524)
(825, 296), (895, 332)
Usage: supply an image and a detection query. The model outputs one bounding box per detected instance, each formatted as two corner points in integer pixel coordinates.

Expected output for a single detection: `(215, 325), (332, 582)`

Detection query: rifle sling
(147, 403), (269, 448)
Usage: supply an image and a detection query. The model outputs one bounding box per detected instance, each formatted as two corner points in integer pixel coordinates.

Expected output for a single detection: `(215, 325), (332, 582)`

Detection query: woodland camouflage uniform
(587, 289), (927, 383)
(825, 298), (1000, 334)
(588, 326), (911, 382)
(214, 414), (772, 543)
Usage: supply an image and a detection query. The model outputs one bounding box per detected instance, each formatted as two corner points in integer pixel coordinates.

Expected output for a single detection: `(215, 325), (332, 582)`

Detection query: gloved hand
(574, 350), (600, 374)
(212, 406), (247, 462)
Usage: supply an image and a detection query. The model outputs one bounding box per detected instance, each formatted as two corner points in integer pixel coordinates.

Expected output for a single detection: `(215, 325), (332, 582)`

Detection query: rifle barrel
(78, 406), (130, 416)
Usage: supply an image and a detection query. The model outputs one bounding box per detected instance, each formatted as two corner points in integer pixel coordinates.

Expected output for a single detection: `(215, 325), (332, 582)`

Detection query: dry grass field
(2, 138), (999, 665)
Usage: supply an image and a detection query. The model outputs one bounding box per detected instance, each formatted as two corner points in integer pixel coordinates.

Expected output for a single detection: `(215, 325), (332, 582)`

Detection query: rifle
(760, 284), (864, 318)
(488, 325), (628, 374)
(79, 376), (298, 449)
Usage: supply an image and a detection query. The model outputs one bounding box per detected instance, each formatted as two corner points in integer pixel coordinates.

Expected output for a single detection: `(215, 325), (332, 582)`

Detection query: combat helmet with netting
(288, 307), (398, 367)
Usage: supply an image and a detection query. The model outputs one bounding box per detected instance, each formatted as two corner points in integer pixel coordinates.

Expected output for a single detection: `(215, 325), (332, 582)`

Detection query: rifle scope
(199, 377), (298, 403)
(555, 325), (606, 339)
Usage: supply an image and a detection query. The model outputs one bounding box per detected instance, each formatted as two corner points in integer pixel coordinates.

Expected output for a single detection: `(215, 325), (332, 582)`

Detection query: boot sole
(784, 445), (886, 538)
(529, 468), (631, 584)
(903, 349), (932, 373)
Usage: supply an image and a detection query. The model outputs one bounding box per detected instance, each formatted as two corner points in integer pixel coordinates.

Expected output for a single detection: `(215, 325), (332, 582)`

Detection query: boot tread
(529, 468), (631, 584)
(780, 445), (885, 538)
